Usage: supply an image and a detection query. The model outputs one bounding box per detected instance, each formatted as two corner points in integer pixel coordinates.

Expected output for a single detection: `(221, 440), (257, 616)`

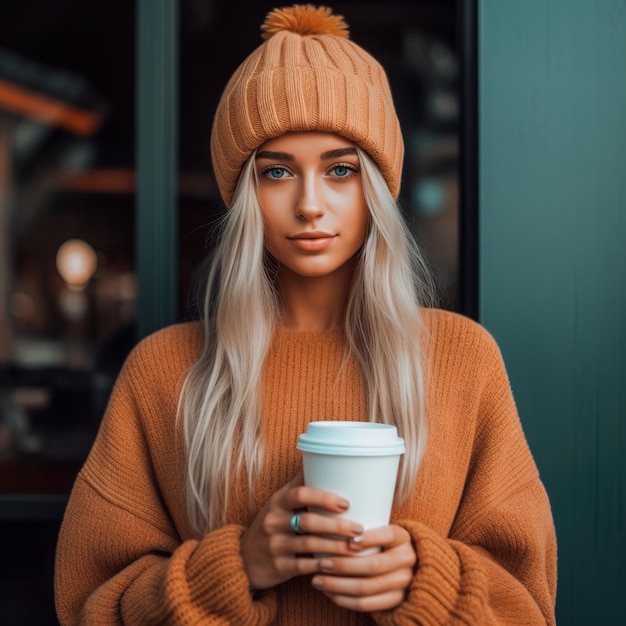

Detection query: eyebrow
(256, 151), (294, 162)
(255, 147), (358, 162)
(320, 147), (358, 160)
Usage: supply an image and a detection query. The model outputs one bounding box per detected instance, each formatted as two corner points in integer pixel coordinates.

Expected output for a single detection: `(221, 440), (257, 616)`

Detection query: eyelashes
(259, 163), (360, 182)
(328, 163), (358, 180)
(261, 166), (292, 180)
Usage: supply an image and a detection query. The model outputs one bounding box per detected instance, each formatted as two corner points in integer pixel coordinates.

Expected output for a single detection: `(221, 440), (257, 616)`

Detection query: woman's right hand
(240, 471), (365, 591)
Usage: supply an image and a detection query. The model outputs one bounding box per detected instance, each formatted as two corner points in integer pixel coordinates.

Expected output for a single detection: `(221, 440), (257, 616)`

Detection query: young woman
(55, 6), (557, 625)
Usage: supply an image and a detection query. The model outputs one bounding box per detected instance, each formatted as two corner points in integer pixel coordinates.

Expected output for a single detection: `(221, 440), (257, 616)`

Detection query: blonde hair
(181, 149), (433, 535)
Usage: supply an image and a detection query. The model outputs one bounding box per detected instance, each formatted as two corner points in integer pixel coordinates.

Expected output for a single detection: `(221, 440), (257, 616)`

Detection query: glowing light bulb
(56, 239), (98, 289)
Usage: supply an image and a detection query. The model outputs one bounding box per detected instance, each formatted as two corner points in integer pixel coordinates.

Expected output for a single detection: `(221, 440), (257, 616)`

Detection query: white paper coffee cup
(297, 421), (405, 554)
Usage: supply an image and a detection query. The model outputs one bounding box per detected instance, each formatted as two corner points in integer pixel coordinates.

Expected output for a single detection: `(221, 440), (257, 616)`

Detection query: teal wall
(479, 1), (626, 623)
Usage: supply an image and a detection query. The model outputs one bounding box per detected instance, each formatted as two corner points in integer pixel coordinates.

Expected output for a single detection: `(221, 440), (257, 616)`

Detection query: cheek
(350, 198), (370, 242)
(260, 211), (285, 255)
(258, 184), (295, 211)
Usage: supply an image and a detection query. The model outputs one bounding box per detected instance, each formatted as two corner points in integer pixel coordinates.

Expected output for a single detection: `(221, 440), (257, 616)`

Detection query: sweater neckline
(274, 327), (346, 344)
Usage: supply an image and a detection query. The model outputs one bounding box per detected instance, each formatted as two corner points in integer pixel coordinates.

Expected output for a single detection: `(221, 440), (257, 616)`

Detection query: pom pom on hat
(261, 4), (349, 40)
(211, 4), (404, 207)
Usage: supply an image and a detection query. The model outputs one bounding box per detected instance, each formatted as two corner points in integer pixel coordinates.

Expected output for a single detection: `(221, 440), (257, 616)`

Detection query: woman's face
(255, 131), (369, 280)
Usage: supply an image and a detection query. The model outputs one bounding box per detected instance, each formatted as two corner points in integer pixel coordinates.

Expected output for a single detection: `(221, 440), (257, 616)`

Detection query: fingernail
(349, 537), (364, 551)
(320, 559), (334, 571)
(337, 498), (349, 510)
(312, 576), (323, 589)
(350, 523), (364, 535)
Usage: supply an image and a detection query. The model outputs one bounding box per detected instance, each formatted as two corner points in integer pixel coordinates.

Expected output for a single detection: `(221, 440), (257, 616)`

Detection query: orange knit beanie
(210, 4), (404, 207)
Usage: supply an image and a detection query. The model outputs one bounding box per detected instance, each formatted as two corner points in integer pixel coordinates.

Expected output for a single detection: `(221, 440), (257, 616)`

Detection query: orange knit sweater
(55, 309), (557, 625)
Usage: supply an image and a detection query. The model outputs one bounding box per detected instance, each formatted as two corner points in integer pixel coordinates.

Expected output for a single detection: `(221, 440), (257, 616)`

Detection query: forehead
(258, 131), (356, 154)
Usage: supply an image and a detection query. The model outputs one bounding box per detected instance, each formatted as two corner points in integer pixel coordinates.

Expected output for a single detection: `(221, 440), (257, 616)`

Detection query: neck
(277, 263), (355, 332)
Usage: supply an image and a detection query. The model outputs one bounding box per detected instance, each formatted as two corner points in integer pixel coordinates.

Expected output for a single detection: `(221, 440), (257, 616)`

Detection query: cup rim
(296, 421), (406, 456)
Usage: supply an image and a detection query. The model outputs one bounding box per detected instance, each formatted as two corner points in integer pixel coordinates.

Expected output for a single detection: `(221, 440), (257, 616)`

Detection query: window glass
(0, 0), (136, 495)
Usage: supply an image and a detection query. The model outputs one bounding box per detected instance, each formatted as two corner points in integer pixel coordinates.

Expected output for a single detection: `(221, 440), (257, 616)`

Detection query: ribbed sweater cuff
(373, 521), (487, 625)
(186, 524), (276, 625)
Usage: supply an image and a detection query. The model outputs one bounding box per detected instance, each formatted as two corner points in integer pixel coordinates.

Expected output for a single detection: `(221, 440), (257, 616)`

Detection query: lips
(288, 231), (336, 251)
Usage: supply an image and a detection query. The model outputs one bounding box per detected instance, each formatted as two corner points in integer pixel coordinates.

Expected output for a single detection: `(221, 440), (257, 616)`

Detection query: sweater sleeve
(54, 334), (277, 626)
(373, 323), (557, 625)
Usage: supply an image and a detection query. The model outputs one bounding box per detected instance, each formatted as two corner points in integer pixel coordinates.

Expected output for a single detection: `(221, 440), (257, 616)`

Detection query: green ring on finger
(290, 512), (305, 535)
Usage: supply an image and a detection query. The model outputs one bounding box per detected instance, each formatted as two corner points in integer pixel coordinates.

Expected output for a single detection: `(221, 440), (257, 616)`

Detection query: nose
(295, 173), (325, 220)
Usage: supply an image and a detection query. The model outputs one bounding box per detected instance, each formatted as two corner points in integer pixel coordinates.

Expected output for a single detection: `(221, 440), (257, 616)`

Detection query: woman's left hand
(310, 524), (416, 612)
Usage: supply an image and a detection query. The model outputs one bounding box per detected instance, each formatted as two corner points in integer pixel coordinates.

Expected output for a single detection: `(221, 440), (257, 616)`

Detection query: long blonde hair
(181, 148), (434, 535)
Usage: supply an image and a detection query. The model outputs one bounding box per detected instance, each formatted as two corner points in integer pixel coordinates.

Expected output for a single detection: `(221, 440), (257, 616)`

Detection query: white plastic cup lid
(297, 421), (406, 456)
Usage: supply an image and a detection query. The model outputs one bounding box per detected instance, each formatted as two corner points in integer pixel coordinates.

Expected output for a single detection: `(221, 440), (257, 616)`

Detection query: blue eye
(331, 165), (352, 177)
(264, 167), (289, 179)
